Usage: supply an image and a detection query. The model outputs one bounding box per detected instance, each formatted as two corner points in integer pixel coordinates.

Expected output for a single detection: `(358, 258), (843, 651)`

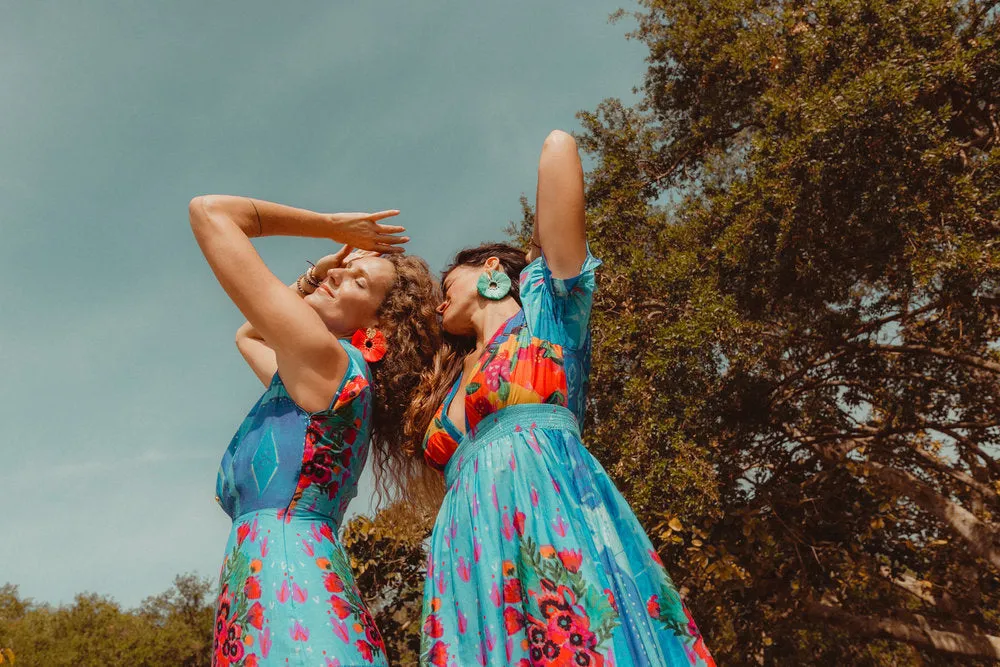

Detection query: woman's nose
(327, 268), (344, 285)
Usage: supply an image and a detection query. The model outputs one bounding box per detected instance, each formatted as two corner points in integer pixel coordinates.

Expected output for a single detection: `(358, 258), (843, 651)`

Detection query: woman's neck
(470, 298), (522, 349)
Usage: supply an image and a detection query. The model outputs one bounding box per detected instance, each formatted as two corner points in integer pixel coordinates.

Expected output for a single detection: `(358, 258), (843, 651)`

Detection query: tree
(550, 0), (1000, 663)
(342, 501), (436, 666)
(0, 575), (214, 667)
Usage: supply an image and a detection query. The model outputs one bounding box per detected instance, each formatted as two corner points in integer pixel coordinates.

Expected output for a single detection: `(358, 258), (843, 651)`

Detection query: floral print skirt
(419, 405), (714, 667)
(213, 510), (388, 667)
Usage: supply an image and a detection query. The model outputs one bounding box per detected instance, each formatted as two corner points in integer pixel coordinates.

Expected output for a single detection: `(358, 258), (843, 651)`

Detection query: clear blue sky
(0, 1), (644, 608)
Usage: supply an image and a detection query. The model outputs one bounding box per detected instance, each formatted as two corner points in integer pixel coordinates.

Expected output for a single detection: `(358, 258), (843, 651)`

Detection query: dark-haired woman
(189, 196), (441, 667)
(410, 132), (714, 666)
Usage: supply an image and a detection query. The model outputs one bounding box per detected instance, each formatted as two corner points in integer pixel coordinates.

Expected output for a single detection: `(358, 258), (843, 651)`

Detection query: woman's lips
(319, 283), (335, 297)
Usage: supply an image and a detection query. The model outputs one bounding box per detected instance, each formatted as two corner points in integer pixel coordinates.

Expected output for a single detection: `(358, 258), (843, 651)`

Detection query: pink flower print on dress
(502, 512), (515, 540)
(290, 620), (309, 642)
(483, 354), (511, 391)
(332, 618), (349, 643)
(259, 626), (272, 658)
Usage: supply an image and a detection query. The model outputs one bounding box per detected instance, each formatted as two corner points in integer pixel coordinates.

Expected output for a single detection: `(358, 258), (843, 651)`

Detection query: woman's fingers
(333, 244), (354, 262)
(375, 223), (407, 234)
(376, 234), (409, 245)
(369, 209), (401, 221)
(373, 243), (406, 254)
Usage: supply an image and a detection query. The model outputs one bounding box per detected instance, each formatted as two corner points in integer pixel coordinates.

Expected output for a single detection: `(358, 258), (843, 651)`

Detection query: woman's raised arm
(530, 130), (587, 277)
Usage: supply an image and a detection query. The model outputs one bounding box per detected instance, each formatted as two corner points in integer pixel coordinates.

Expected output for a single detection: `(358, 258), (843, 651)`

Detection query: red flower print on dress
(424, 613), (444, 638)
(428, 640), (450, 667)
(247, 601), (264, 630)
(514, 508), (526, 536)
(359, 608), (385, 650)
(244, 576), (261, 600)
(324, 571), (345, 593)
(504, 606), (526, 634)
(236, 522), (251, 545)
(302, 446), (336, 485)
(504, 577), (523, 603)
(330, 595), (352, 619)
(647, 595), (661, 619)
(338, 376), (367, 403)
(557, 549), (582, 574)
(215, 617), (245, 666)
(356, 639), (374, 662)
(685, 606), (716, 666)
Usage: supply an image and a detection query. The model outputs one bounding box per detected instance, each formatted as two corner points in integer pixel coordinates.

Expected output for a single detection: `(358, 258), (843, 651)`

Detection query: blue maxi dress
(419, 252), (715, 667)
(213, 341), (388, 667)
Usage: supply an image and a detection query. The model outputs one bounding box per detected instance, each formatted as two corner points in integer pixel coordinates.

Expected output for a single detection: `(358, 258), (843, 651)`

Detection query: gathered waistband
(444, 404), (580, 486)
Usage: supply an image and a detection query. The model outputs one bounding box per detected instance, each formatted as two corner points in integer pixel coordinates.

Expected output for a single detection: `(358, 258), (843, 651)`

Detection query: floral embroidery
(283, 377), (370, 518)
(498, 538), (618, 667)
(315, 531), (386, 663)
(214, 532), (258, 667)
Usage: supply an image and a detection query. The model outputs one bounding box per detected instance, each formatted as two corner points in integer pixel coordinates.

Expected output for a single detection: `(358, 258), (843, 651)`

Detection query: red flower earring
(351, 328), (388, 362)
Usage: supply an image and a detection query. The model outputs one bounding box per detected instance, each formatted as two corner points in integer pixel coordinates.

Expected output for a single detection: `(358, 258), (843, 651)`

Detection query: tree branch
(804, 603), (1000, 659)
(865, 462), (1000, 569)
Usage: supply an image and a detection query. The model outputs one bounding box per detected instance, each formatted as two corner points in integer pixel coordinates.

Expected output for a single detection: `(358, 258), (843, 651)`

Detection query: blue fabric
(212, 340), (389, 666)
(418, 252), (715, 667)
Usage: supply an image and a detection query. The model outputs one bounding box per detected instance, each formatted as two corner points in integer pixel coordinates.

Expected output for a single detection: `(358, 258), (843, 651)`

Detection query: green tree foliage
(0, 507), (431, 667)
(550, 0), (1000, 663)
(341, 501), (436, 666)
(0, 576), (214, 667)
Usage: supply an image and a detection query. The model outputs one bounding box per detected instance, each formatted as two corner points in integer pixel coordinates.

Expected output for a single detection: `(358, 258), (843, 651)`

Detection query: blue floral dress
(419, 252), (714, 667)
(213, 341), (387, 667)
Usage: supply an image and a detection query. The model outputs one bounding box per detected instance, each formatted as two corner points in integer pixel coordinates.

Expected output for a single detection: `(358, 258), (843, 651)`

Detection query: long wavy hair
(366, 254), (445, 505)
(403, 243), (529, 493)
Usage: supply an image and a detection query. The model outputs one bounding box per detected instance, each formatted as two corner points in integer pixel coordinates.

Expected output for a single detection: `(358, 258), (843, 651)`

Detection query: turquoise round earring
(477, 270), (512, 300)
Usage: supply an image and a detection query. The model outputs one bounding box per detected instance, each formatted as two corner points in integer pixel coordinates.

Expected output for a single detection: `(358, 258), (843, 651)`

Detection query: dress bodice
(216, 340), (373, 525)
(422, 250), (601, 470)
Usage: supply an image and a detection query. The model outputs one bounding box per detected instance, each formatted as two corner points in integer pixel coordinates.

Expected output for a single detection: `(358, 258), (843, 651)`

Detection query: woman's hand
(312, 246), (381, 279)
(328, 210), (408, 253)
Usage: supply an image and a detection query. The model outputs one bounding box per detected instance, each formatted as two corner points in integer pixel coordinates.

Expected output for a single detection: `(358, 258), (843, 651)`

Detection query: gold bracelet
(295, 274), (309, 295)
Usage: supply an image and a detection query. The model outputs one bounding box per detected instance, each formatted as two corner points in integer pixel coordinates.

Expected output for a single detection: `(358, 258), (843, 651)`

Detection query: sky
(0, 1), (646, 608)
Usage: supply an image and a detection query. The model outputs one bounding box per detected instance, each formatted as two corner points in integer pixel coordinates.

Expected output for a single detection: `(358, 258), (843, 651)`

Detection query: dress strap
(444, 404), (579, 487)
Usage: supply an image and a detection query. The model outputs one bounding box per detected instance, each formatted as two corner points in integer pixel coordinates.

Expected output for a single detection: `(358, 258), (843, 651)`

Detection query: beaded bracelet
(303, 264), (321, 288)
(295, 274), (309, 296)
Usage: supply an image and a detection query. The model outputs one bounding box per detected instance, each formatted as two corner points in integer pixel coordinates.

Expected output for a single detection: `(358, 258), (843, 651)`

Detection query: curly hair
(402, 243), (529, 488)
(366, 254), (445, 505)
